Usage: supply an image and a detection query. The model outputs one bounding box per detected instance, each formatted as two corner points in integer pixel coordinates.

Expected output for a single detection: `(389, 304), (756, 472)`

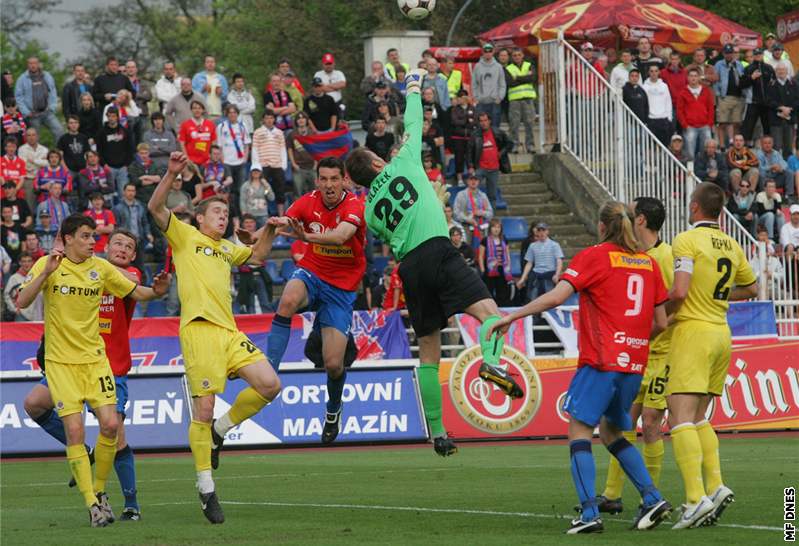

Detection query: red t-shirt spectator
(1, 155), (26, 193)
(178, 118), (216, 165)
(676, 85), (715, 129)
(84, 207), (116, 253)
(382, 266), (406, 311)
(479, 130), (500, 170)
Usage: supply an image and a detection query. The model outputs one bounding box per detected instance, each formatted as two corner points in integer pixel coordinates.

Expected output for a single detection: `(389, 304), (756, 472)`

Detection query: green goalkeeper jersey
(364, 93), (449, 260)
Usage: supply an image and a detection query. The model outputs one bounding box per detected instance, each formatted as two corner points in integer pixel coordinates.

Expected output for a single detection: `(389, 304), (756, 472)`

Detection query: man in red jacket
(676, 68), (715, 161)
(661, 52), (687, 115)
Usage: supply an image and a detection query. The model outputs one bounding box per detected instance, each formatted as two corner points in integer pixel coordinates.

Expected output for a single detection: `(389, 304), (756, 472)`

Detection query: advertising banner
(0, 368), (427, 455)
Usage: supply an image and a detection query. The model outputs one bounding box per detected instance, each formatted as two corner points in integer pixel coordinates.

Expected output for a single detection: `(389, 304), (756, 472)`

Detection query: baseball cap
(671, 134), (683, 142)
(773, 42), (784, 51)
(753, 47), (764, 55)
(482, 42), (494, 52)
(790, 204), (799, 214)
(722, 44), (735, 54)
(766, 32), (776, 39)
(581, 42), (594, 50)
(535, 222), (549, 230)
(311, 76), (323, 86)
(322, 53), (335, 64)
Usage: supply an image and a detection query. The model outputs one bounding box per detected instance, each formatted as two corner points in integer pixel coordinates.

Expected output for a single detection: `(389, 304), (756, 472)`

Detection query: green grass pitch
(1, 435), (795, 545)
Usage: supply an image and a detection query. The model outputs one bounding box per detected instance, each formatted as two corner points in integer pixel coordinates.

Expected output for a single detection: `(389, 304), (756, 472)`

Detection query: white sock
(197, 470), (214, 494)
(214, 413), (235, 437)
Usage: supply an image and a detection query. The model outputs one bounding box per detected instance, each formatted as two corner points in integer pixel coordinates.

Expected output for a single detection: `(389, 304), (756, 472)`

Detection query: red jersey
(99, 266), (141, 376)
(382, 266), (406, 310)
(286, 190), (366, 291)
(178, 118), (216, 165)
(561, 242), (667, 375)
(478, 130), (500, 170)
(1, 155), (26, 186)
(290, 239), (308, 262)
(84, 208), (116, 253)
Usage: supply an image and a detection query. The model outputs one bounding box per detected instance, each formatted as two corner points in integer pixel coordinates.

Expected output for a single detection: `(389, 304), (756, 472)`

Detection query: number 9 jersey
(561, 242), (668, 375)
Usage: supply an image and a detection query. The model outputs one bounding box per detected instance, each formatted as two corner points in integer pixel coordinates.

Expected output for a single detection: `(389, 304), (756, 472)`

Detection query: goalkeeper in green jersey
(345, 69), (522, 457)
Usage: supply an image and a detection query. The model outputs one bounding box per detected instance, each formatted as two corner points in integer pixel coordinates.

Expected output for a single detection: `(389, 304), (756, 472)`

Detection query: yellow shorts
(666, 320), (731, 396)
(46, 359), (116, 417)
(180, 320), (265, 396)
(633, 352), (669, 410)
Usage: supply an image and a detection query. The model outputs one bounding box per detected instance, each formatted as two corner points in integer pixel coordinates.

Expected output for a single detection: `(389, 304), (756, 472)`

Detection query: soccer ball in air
(398, 0), (436, 20)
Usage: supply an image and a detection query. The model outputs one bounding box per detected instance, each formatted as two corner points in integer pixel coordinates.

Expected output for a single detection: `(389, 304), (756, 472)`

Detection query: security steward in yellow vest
(440, 57), (463, 100)
(506, 48), (537, 152)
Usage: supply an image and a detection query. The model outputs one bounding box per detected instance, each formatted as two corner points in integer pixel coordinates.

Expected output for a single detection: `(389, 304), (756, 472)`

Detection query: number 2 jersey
(99, 266), (141, 376)
(365, 93), (449, 260)
(562, 242), (668, 374)
(671, 223), (756, 325)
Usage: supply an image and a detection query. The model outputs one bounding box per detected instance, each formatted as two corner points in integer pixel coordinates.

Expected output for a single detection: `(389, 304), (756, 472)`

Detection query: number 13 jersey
(671, 223), (756, 325)
(365, 93), (449, 260)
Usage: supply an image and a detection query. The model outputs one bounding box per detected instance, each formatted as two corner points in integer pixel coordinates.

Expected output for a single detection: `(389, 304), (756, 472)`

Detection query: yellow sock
(189, 420), (212, 472)
(643, 439), (665, 487)
(228, 387), (270, 425)
(602, 430), (637, 499)
(93, 432), (118, 493)
(671, 423), (705, 504)
(696, 420), (722, 493)
(66, 444), (96, 507)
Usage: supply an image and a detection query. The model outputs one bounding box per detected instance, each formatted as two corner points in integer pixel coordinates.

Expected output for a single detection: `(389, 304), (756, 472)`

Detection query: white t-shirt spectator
(642, 79), (672, 120)
(313, 69), (346, 103)
(780, 221), (799, 250)
(216, 120), (251, 166)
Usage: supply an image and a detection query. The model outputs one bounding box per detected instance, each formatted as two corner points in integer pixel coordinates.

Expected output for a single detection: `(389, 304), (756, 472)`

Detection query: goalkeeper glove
(405, 68), (427, 94)
(430, 180), (450, 208)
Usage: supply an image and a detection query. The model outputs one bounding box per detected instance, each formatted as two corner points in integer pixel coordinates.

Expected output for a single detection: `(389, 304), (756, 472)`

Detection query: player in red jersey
(23, 229), (165, 521)
(489, 202), (672, 534)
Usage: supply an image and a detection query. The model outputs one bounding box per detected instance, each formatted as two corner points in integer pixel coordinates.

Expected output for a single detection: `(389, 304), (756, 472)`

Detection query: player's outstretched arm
(395, 69), (426, 163)
(487, 280), (575, 337)
(148, 152), (188, 231)
(651, 304), (668, 339)
(126, 271), (172, 302)
(728, 282), (758, 301)
(249, 222), (278, 263)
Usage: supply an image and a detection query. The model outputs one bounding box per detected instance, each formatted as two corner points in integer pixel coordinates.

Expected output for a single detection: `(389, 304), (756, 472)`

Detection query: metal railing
(538, 35), (797, 338)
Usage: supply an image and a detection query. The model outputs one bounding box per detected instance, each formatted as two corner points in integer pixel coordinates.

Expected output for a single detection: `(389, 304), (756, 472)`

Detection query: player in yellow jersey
(148, 152), (280, 524)
(666, 183), (757, 529)
(597, 197), (674, 517)
(16, 214), (169, 527)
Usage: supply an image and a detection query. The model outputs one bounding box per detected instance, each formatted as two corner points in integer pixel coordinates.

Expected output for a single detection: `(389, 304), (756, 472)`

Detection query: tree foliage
(0, 0), (61, 48)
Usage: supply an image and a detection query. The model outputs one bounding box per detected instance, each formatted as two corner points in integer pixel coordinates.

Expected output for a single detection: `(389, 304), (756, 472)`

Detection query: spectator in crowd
(756, 179), (784, 240)
(660, 51), (687, 111)
(1, 70), (13, 104)
(361, 60), (390, 96)
(642, 65), (673, 147)
(216, 104), (250, 193)
(143, 112), (177, 170)
(610, 49), (635, 91)
(178, 99), (215, 166)
(766, 43), (795, 78)
(740, 47), (775, 146)
(757, 134), (795, 198)
(314, 53), (347, 112)
(155, 62), (181, 112)
(421, 86), (446, 126)
(235, 214), (273, 314)
(22, 231), (45, 260)
(4, 253), (42, 321)
(668, 134), (688, 165)
(227, 73), (256, 136)
(92, 56), (135, 111)
(129, 142), (166, 207)
(14, 57), (63, 140)
(439, 55), (464, 100)
(516, 221), (564, 301)
(727, 133), (760, 192)
(421, 58), (451, 110)
(471, 43), (506, 130)
(505, 47), (536, 153)
(749, 226), (783, 293)
(201, 144), (233, 199)
(165, 171), (194, 215)
(57, 115), (90, 176)
(478, 217), (512, 306)
(2, 98), (27, 146)
(449, 226), (475, 268)
(35, 181), (69, 230)
(113, 183), (152, 258)
(1, 138), (27, 198)
(165, 78), (205, 133)
(713, 44), (746, 147)
(391, 65), (408, 97)
(1, 181), (32, 229)
(61, 63), (92, 119)
(97, 107), (135, 196)
(694, 138), (729, 190)
(726, 177), (757, 236)
(239, 167), (274, 228)
(362, 81), (400, 129)
(192, 55), (228, 118)
(420, 111), (444, 171)
(282, 71), (305, 112)
(781, 204), (799, 255)
(382, 263), (406, 312)
(623, 68), (648, 121)
(1, 204), (24, 264)
(685, 47), (719, 89)
(444, 204), (465, 241)
(125, 60), (153, 141)
(77, 149), (115, 208)
(469, 112), (511, 204)
(251, 110), (286, 215)
(177, 159), (203, 197)
(423, 153), (443, 185)
(676, 68), (715, 161)
(83, 192), (115, 255)
(76, 93), (100, 140)
(633, 38), (662, 74)
(34, 210), (56, 250)
(384, 48), (409, 81)
(766, 62), (799, 160)
(448, 89), (476, 185)
(365, 117), (395, 162)
(789, 148), (799, 197)
(264, 73), (296, 132)
(102, 89), (141, 129)
(305, 77), (338, 132)
(286, 112), (316, 197)
(34, 149), (73, 205)
(453, 173), (493, 248)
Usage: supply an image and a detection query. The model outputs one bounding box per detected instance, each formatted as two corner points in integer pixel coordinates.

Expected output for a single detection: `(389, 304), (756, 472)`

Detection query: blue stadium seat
(145, 299), (168, 317)
(272, 235), (291, 250)
(495, 187), (508, 210)
(511, 251), (522, 277)
(501, 217), (528, 242)
(266, 261), (284, 285)
(373, 255), (390, 274)
(280, 259), (297, 281)
(448, 186), (465, 207)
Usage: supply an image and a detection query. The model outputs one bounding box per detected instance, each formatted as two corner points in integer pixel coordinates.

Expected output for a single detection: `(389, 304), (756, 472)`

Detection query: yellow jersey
(23, 255), (136, 364)
(672, 223), (756, 325)
(647, 240), (673, 355)
(164, 213), (252, 330)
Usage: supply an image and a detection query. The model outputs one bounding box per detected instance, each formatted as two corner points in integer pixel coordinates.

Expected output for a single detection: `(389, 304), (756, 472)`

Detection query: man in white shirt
(226, 73), (256, 135)
(155, 62), (182, 112)
(781, 204), (799, 255)
(17, 127), (48, 210)
(610, 49), (635, 92)
(192, 55), (228, 118)
(642, 65), (673, 148)
(314, 53), (347, 113)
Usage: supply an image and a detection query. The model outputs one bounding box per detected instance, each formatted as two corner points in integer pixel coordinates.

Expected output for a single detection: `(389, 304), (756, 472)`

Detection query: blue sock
(570, 439), (598, 521)
(114, 445), (139, 510)
(326, 370), (347, 414)
(33, 409), (67, 445)
(266, 314), (292, 369)
(608, 437), (662, 507)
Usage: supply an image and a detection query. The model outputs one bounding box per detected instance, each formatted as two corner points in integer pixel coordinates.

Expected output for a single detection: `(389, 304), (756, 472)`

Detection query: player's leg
(417, 331), (456, 457)
(91, 403), (120, 522)
(62, 413), (100, 510)
(112, 376), (140, 520)
(640, 406), (666, 488)
(266, 276), (309, 369)
(320, 327), (348, 444)
(600, 401), (641, 512)
(23, 382), (67, 445)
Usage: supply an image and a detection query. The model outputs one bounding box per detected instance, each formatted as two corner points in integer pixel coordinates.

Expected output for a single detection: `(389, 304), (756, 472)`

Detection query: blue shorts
(291, 267), (356, 335)
(562, 366), (643, 430)
(40, 374), (129, 416)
